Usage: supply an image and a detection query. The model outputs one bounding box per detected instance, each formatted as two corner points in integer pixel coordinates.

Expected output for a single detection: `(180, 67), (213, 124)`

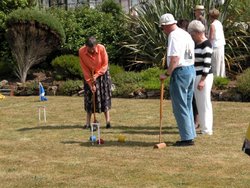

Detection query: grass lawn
(0, 96), (249, 187)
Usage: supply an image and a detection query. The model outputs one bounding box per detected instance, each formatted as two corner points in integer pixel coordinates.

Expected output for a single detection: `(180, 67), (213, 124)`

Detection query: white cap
(159, 13), (177, 27)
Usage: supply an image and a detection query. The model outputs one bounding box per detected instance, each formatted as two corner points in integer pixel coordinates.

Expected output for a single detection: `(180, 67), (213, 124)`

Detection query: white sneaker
(201, 131), (213, 135)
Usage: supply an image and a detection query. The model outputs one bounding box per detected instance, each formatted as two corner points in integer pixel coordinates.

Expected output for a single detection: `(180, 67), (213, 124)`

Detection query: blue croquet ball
(89, 135), (96, 142)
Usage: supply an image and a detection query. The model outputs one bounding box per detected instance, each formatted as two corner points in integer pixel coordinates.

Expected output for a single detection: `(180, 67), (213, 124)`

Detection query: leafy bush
(213, 76), (229, 90)
(112, 71), (141, 97)
(111, 67), (170, 97)
(97, 0), (123, 17)
(25, 81), (39, 95)
(51, 55), (82, 80)
(236, 68), (250, 100)
(58, 80), (83, 96)
(139, 67), (169, 90)
(14, 81), (39, 96)
(48, 6), (128, 64)
(109, 64), (125, 77)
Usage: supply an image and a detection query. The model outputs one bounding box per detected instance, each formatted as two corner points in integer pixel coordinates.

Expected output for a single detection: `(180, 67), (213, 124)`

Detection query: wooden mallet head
(154, 142), (167, 149)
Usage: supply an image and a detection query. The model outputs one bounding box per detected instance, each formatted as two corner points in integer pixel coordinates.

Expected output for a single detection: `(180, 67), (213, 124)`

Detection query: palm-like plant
(122, 0), (250, 76)
(222, 0), (250, 76)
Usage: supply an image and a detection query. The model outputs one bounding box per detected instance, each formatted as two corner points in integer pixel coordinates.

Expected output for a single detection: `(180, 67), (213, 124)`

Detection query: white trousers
(194, 74), (214, 135)
(211, 46), (226, 77)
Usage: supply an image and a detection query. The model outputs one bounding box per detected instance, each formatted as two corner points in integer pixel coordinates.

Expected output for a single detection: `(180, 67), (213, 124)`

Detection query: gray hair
(187, 20), (205, 33)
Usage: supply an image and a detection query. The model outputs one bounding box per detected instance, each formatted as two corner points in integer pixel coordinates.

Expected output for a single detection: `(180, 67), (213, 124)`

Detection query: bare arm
(167, 56), (179, 76)
(209, 24), (215, 42)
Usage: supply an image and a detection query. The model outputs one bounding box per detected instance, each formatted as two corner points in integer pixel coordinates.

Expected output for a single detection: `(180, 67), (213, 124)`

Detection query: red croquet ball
(97, 138), (104, 144)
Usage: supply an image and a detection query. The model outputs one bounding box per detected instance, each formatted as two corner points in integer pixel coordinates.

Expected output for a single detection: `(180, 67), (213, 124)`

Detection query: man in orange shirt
(79, 36), (112, 129)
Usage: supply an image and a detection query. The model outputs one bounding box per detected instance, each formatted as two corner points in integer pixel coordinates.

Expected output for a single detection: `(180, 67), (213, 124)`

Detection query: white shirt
(209, 20), (226, 48)
(167, 28), (195, 67)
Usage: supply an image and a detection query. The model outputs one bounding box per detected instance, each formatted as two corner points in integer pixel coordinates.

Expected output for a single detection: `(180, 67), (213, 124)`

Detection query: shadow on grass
(17, 124), (179, 135)
(17, 124), (85, 131)
(61, 140), (174, 148)
(112, 125), (179, 135)
(17, 124), (177, 147)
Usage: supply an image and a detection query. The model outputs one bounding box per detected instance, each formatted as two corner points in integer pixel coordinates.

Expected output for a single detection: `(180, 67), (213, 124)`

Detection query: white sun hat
(159, 13), (177, 27)
(194, 5), (205, 10)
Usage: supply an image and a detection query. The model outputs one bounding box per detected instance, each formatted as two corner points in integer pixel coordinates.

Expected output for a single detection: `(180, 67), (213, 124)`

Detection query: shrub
(111, 71), (141, 97)
(236, 68), (250, 100)
(109, 64), (125, 77)
(98, 0), (123, 17)
(14, 81), (39, 96)
(111, 67), (170, 97)
(48, 6), (128, 65)
(51, 55), (82, 80)
(58, 80), (83, 96)
(139, 67), (169, 90)
(213, 76), (229, 90)
(25, 81), (39, 95)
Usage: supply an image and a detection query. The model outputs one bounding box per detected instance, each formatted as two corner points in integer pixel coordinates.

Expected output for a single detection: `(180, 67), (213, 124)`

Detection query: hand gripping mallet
(154, 78), (167, 149)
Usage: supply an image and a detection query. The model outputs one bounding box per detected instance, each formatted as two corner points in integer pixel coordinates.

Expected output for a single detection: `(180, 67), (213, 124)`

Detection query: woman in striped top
(188, 20), (214, 135)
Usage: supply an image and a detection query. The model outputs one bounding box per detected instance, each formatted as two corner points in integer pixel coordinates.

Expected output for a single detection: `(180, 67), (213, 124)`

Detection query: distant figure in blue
(39, 82), (47, 101)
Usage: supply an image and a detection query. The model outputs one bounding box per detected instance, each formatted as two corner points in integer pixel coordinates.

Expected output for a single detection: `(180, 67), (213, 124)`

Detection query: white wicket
(38, 106), (46, 125)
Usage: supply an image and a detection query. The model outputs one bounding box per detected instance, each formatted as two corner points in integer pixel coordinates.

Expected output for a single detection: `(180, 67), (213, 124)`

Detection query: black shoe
(173, 140), (194, 147)
(106, 122), (111, 129)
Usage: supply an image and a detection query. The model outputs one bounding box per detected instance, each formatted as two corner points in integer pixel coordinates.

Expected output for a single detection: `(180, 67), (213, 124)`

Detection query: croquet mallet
(154, 78), (167, 149)
(90, 71), (101, 144)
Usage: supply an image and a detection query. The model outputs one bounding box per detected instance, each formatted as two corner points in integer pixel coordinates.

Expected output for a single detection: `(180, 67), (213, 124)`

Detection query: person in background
(79, 36), (112, 129)
(177, 19), (189, 31)
(177, 19), (200, 129)
(208, 8), (226, 77)
(194, 5), (208, 37)
(159, 13), (196, 146)
(188, 20), (214, 135)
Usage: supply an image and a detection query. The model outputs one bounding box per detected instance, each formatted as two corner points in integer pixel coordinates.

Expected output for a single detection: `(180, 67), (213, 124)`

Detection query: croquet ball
(89, 135), (96, 142)
(118, 135), (126, 142)
(96, 138), (104, 144)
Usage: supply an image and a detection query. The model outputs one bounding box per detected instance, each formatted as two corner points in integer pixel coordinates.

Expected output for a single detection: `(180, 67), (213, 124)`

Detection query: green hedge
(58, 80), (83, 96)
(236, 68), (250, 100)
(213, 77), (230, 90)
(51, 55), (82, 80)
(111, 67), (169, 97)
(48, 5), (128, 65)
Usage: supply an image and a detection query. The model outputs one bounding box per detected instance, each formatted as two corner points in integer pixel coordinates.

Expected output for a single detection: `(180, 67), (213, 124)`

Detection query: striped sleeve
(194, 40), (213, 76)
